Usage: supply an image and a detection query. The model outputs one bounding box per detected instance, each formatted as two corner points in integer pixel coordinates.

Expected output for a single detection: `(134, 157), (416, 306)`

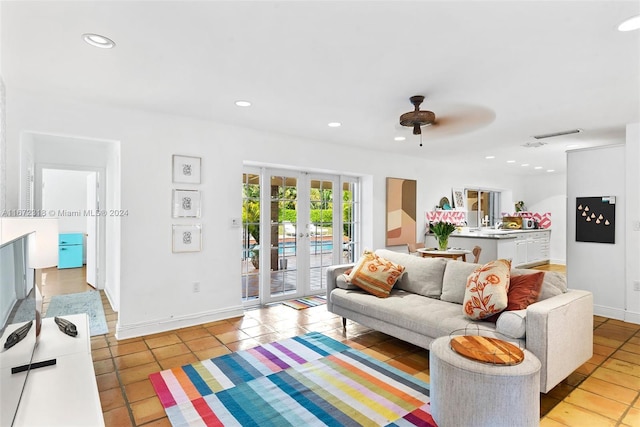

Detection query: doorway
(40, 168), (101, 288)
(241, 167), (360, 306)
(22, 131), (120, 310)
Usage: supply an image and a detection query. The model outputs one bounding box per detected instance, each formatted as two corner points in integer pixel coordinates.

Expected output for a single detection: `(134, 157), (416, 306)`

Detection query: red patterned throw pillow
(485, 271), (545, 323)
(348, 250), (405, 298)
(463, 259), (511, 320)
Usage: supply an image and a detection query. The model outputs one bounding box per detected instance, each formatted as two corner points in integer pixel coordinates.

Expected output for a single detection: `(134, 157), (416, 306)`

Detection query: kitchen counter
(426, 229), (551, 267)
(449, 228), (551, 239)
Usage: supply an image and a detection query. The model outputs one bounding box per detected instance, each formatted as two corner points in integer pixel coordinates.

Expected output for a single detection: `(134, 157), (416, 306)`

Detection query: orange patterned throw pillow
(348, 250), (405, 298)
(463, 259), (511, 320)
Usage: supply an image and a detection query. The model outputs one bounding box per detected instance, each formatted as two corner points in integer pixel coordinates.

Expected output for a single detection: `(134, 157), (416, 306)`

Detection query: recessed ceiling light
(235, 100), (251, 107)
(394, 136), (406, 141)
(328, 122), (341, 128)
(547, 169), (555, 173)
(521, 163), (529, 167)
(82, 33), (115, 49)
(618, 15), (640, 32)
(485, 155), (495, 159)
(506, 160), (516, 164)
(534, 166), (543, 170)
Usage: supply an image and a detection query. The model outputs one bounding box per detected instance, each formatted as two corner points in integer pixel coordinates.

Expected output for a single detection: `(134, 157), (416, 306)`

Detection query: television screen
(0, 232), (38, 426)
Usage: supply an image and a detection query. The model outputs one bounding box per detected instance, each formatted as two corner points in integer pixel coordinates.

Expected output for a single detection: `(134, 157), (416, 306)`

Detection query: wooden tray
(450, 335), (524, 365)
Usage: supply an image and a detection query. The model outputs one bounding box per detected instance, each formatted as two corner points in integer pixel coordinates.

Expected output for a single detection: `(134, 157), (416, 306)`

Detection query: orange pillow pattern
(485, 271), (545, 322)
(463, 259), (511, 320)
(348, 250), (405, 298)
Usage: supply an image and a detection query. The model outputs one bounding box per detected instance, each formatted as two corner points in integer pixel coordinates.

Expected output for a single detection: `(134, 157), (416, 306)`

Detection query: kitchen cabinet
(448, 229), (551, 268)
(58, 233), (83, 269)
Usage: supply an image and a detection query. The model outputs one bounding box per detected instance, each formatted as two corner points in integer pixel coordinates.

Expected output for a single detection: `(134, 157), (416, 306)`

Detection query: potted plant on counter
(429, 221), (457, 251)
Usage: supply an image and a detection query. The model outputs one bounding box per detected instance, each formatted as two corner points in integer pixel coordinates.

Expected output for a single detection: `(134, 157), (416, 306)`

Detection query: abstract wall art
(576, 196), (615, 244)
(386, 177), (417, 246)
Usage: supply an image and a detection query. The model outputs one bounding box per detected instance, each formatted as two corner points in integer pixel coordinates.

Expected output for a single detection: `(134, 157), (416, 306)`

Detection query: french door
(241, 167), (359, 306)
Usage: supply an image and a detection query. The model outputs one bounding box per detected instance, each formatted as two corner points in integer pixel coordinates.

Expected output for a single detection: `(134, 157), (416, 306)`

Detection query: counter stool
(429, 336), (541, 427)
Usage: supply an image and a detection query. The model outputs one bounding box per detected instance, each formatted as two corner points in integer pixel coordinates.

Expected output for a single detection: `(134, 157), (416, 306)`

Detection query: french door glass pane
(269, 175), (298, 298)
(241, 173), (260, 303)
(342, 179), (359, 263)
(309, 179), (333, 293)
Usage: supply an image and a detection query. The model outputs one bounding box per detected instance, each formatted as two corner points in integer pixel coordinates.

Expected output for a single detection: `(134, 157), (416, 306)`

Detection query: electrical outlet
(634, 281), (640, 292)
(633, 220), (640, 232)
(230, 217), (242, 228)
(193, 281), (200, 293)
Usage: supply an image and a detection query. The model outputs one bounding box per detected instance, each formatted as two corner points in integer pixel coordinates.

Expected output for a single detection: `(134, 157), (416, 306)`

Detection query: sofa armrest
(526, 289), (593, 393)
(325, 263), (355, 311)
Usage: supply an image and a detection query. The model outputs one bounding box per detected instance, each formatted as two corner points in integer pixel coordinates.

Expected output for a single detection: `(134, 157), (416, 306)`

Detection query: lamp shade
(0, 218), (59, 268)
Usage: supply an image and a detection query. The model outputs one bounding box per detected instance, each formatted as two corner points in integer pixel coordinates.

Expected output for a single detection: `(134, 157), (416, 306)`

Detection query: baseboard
(103, 286), (118, 312)
(114, 305), (245, 340)
(594, 304), (626, 321)
(623, 310), (640, 325)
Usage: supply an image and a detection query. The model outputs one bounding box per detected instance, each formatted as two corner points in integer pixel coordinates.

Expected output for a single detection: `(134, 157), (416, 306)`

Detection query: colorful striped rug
(281, 295), (327, 310)
(149, 331), (435, 426)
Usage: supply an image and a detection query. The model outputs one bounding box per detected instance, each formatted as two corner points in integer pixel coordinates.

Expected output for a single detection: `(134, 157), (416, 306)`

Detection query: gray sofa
(326, 248), (593, 393)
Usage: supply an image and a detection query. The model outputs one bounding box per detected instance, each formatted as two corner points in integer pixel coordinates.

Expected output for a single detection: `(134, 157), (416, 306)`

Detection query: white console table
(12, 314), (104, 426)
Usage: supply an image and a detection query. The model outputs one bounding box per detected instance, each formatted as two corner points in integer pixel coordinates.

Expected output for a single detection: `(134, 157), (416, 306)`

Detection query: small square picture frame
(172, 155), (201, 184)
(172, 189), (201, 218)
(452, 188), (466, 210)
(172, 224), (202, 253)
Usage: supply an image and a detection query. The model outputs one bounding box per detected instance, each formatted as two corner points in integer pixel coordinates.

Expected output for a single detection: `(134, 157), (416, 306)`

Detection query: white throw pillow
(496, 309), (527, 339)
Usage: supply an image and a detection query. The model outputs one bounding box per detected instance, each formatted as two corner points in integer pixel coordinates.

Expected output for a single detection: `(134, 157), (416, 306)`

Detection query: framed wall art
(172, 155), (201, 184)
(452, 188), (466, 210)
(172, 224), (202, 253)
(385, 177), (417, 246)
(172, 189), (201, 218)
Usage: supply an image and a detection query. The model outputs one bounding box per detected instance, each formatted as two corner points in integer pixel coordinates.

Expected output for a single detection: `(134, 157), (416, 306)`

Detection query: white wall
(5, 90), (548, 338)
(567, 145), (626, 320)
(625, 123), (640, 324)
(42, 169), (91, 233)
(523, 173), (567, 264)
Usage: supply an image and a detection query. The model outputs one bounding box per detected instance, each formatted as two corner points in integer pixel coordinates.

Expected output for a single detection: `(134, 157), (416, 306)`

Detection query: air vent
(522, 141), (546, 148)
(532, 129), (582, 140)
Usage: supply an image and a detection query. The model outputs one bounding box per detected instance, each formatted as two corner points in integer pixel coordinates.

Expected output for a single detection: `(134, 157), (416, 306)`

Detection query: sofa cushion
(330, 288), (499, 339)
(463, 259), (511, 320)
(375, 249), (447, 298)
(485, 271), (545, 322)
(496, 309), (527, 339)
(348, 250), (405, 297)
(441, 261), (481, 304)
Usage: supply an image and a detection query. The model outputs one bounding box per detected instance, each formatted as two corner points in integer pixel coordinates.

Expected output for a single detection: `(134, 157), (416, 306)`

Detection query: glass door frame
(241, 166), (361, 308)
(258, 169), (308, 305)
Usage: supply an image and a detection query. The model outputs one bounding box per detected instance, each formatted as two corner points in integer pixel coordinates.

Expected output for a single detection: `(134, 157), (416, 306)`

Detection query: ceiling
(2, 1), (639, 176)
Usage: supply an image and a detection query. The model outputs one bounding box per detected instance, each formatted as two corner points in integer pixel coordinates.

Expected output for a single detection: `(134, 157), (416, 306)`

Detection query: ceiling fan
(399, 95), (436, 146)
(398, 96), (497, 146)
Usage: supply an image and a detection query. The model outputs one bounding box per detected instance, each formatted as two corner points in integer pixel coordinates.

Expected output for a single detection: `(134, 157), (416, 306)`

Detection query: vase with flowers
(429, 221), (457, 251)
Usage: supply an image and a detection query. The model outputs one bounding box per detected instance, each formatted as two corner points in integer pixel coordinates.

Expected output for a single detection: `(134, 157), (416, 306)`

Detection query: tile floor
(40, 266), (640, 426)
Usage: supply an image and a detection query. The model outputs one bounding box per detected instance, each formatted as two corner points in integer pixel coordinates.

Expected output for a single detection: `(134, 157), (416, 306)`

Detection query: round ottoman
(429, 336), (541, 427)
